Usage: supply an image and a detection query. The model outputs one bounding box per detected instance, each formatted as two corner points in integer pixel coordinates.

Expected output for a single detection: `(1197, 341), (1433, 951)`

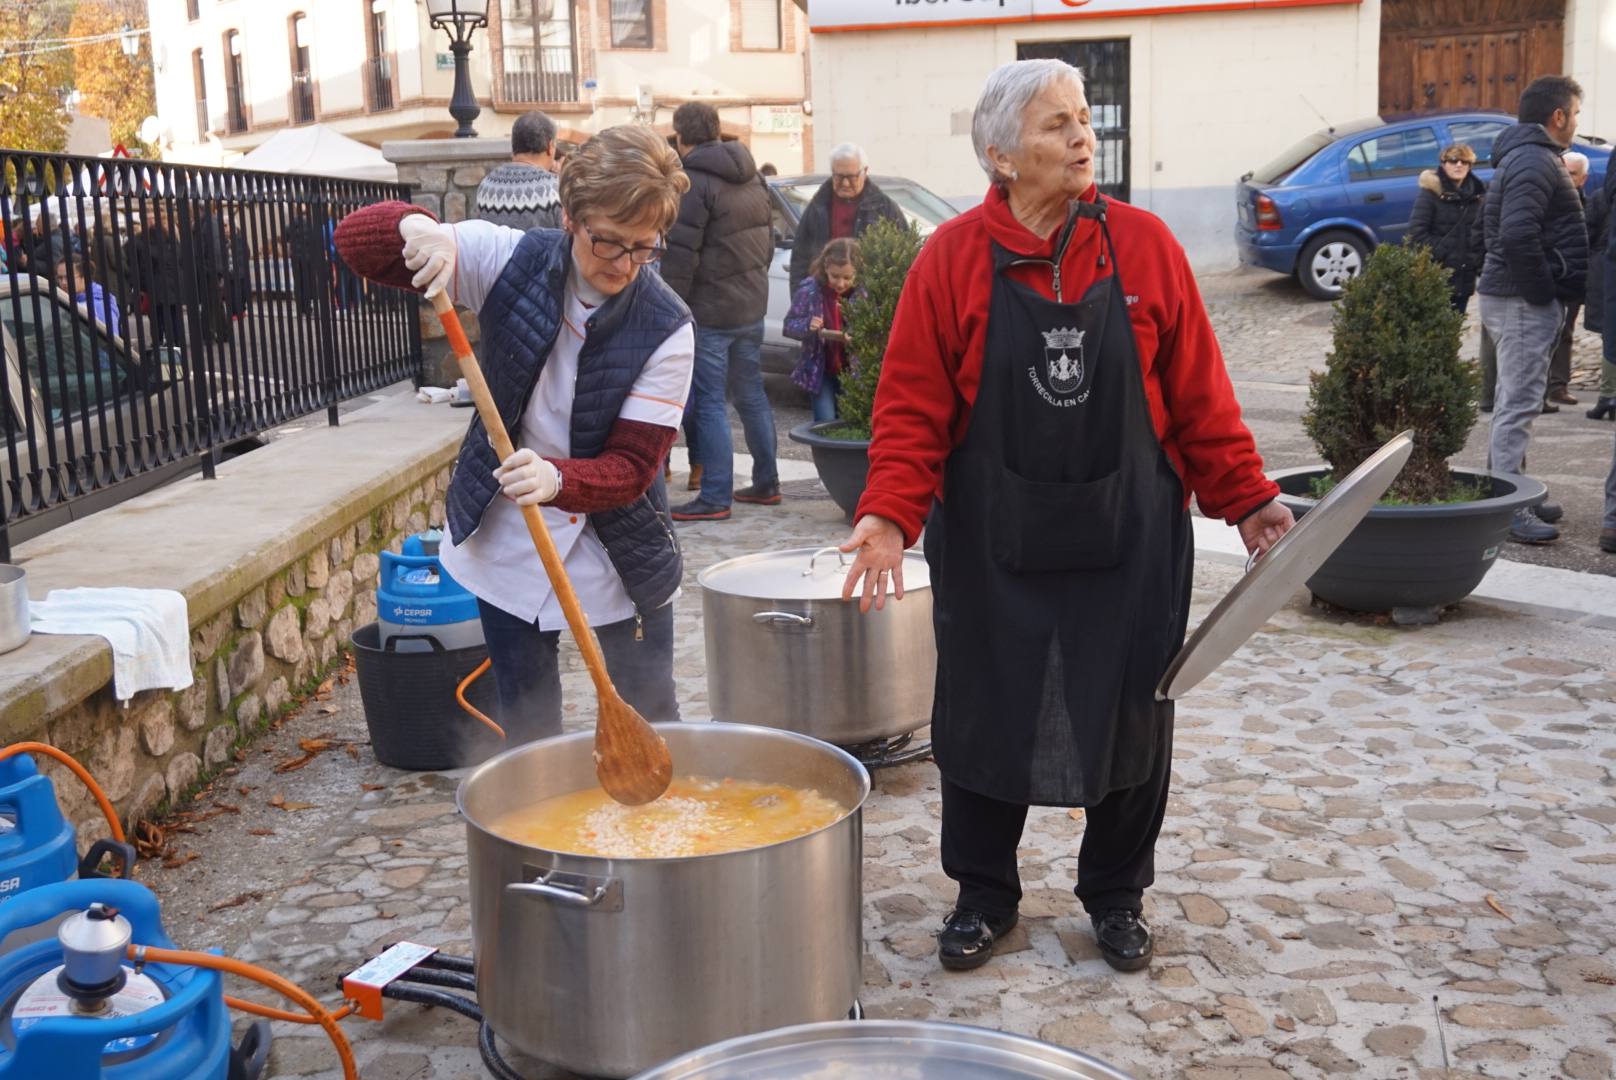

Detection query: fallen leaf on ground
(345, 744), (360, 760)
(238, 786), (253, 796)
(1067, 808), (1085, 821)
(247, 828), (276, 837)
(208, 890), (265, 913)
(133, 820), (168, 859)
(318, 704), (339, 714)
(162, 851), (200, 870)
(361, 783), (386, 792)
(315, 677), (334, 698)
(1484, 894), (1514, 922)
(268, 794), (317, 812)
(233, 748), (248, 762)
(273, 752), (320, 774)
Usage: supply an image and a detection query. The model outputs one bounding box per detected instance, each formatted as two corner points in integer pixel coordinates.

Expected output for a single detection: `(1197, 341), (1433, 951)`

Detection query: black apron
(924, 201), (1193, 808)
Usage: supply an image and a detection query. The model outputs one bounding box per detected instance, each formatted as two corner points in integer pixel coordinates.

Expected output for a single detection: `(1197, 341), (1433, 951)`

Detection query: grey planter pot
(1270, 466), (1545, 617)
(788, 421), (870, 521)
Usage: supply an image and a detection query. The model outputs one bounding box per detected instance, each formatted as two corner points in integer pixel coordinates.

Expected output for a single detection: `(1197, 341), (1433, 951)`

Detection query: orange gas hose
(225, 995), (356, 1025)
(456, 658), (505, 738)
(0, 742), (126, 844)
(131, 945), (358, 1080)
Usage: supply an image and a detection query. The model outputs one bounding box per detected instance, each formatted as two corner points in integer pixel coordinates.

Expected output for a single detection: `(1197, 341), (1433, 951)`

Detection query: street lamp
(119, 22), (144, 62)
(425, 0), (489, 138)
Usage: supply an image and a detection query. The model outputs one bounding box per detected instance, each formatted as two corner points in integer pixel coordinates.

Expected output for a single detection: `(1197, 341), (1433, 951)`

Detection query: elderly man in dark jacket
(660, 102), (778, 521)
(1478, 74), (1588, 546)
(787, 143), (906, 294)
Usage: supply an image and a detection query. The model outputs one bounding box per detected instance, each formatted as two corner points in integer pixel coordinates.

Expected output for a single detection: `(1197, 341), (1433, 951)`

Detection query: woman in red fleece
(335, 126), (694, 746)
(839, 59), (1294, 974)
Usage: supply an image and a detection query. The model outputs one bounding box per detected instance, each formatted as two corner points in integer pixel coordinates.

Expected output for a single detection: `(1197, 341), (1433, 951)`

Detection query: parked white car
(761, 174), (957, 373)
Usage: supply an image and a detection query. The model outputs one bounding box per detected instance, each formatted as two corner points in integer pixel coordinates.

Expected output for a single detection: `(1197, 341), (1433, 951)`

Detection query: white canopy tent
(233, 125), (398, 184)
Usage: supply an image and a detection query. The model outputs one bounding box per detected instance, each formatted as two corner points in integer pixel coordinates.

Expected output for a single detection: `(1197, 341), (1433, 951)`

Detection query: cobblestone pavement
(128, 480), (1616, 1080)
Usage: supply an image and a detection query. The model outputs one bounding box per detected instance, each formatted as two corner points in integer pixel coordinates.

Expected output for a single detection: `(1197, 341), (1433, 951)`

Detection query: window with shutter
(739, 0), (780, 50)
(609, 0), (652, 48)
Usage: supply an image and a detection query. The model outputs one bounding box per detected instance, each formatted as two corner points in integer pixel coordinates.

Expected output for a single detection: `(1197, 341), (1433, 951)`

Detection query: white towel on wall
(30, 588), (193, 702)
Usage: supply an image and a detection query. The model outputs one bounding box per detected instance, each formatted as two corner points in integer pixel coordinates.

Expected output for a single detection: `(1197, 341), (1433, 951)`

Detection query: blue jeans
(690, 320), (777, 506)
(811, 371), (841, 422)
(476, 598), (679, 746)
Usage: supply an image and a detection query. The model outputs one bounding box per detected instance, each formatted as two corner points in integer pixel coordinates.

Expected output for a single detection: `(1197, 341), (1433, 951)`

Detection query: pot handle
(752, 611), (814, 628)
(804, 546), (848, 575)
(507, 868), (623, 911)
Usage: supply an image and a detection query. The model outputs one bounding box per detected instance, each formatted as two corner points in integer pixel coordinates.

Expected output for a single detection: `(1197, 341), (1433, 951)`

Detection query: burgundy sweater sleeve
(547, 418), (678, 514)
(332, 200), (435, 292)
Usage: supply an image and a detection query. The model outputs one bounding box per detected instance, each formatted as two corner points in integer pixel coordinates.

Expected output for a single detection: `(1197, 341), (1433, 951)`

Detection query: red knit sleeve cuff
(549, 420), (679, 514)
(333, 200), (437, 293)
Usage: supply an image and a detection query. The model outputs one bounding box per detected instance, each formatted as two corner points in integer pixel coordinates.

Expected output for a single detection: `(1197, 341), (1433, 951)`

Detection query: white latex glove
(399, 215), (457, 298)
(493, 447), (561, 506)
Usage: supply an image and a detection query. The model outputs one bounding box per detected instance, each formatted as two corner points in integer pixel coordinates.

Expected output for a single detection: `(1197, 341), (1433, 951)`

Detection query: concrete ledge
(0, 388), (465, 730)
(1192, 514), (1616, 625)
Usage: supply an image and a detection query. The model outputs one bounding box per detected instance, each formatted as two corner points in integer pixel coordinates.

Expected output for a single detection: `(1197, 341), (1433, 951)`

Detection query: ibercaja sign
(809, 0), (1358, 32)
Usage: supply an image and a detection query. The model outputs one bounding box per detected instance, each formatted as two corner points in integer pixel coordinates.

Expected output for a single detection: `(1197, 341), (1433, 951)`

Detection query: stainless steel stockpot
(698, 546), (935, 745)
(457, 723), (869, 1079)
(630, 1019), (1136, 1079)
(0, 565), (28, 654)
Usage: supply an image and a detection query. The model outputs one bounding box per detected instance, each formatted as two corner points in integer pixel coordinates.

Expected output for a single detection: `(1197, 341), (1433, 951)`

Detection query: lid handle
(804, 546), (848, 576)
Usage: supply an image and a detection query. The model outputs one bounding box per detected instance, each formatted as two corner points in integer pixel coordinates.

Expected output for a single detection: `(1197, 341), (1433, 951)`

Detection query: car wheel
(1297, 231), (1369, 301)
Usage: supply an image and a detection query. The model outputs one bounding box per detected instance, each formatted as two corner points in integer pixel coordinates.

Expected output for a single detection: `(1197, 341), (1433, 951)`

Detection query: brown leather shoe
(1548, 389), (1579, 405)
(686, 464), (703, 491)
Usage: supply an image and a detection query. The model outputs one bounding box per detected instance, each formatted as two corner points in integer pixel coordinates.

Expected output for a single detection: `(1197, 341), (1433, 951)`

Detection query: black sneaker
(1508, 508), (1559, 545)
(1533, 502), (1563, 524)
(670, 498), (731, 522)
(1601, 529), (1616, 554)
(938, 909), (1017, 972)
(1090, 908), (1153, 972)
(733, 483), (782, 506)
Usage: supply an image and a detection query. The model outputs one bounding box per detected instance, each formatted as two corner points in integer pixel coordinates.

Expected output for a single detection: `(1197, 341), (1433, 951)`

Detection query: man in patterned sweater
(476, 111), (563, 231)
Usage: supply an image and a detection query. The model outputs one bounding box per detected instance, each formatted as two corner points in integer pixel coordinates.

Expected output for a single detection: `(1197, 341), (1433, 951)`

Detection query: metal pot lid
(1156, 429), (1414, 701)
(698, 546), (931, 601)
(630, 1020), (1134, 1079)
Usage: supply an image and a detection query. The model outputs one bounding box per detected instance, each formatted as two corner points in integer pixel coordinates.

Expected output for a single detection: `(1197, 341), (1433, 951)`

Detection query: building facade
(808, 0), (1616, 268)
(146, 0), (813, 173)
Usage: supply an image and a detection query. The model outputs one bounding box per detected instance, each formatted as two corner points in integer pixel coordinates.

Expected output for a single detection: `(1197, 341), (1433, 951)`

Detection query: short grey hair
(972, 59), (1085, 184)
(829, 143), (867, 169)
(512, 110), (557, 156)
(1564, 150), (1590, 172)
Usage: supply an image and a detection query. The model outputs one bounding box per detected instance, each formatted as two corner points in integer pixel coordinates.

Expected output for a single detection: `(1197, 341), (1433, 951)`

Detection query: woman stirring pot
(840, 59), (1294, 973)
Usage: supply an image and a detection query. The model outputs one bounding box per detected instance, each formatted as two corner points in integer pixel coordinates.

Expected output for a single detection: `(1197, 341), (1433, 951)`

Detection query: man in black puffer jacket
(1478, 74), (1588, 546)
(661, 102), (779, 521)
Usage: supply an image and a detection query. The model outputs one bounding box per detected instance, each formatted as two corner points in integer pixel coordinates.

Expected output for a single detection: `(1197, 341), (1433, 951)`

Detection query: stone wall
(33, 467), (452, 841)
(382, 138), (512, 387)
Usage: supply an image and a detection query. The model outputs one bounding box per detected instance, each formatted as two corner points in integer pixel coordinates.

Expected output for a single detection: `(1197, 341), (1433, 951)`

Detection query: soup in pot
(489, 776), (847, 858)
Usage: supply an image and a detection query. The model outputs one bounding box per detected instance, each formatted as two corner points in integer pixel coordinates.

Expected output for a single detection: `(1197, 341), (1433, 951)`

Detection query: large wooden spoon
(431, 292), (673, 806)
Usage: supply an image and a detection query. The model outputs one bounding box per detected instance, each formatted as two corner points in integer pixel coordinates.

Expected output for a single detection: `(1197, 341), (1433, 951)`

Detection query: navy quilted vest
(444, 229), (693, 617)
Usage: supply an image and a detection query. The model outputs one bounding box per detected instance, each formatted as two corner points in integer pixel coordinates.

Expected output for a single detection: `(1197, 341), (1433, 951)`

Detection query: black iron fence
(0, 150), (422, 560)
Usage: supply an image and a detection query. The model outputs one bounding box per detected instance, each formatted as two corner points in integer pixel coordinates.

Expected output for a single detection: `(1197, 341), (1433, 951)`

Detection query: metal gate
(1017, 39), (1131, 203)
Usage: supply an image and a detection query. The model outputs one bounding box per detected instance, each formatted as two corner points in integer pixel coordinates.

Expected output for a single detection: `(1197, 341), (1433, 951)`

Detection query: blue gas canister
(375, 530), (485, 652)
(0, 879), (268, 1079)
(0, 753), (77, 905)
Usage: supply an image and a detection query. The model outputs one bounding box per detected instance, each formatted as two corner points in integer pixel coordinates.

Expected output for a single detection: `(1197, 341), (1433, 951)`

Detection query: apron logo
(1031, 327), (1089, 407)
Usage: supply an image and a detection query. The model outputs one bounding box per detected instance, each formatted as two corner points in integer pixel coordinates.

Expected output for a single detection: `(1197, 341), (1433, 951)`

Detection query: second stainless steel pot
(699, 546), (935, 745)
(459, 723), (869, 1079)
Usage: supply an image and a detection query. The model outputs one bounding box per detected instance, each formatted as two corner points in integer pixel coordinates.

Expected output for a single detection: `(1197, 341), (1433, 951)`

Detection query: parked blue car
(1237, 110), (1611, 300)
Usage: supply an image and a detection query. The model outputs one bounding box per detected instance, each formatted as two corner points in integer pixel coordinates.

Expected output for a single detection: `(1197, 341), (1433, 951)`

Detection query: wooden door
(1380, 0), (1564, 116)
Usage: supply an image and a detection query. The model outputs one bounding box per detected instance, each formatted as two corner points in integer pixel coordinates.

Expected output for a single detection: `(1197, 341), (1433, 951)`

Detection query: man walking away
(1545, 151), (1592, 410)
(476, 111), (562, 231)
(788, 143), (906, 295)
(1478, 74), (1587, 545)
(660, 102), (778, 521)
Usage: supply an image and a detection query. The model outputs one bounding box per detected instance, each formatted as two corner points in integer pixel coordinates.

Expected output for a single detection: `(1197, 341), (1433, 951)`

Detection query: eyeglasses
(1441, 157), (1472, 166)
(584, 225), (664, 265)
(831, 169), (866, 186)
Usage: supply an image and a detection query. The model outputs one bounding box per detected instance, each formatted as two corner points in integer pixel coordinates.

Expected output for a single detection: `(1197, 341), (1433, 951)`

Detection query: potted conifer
(789, 218), (923, 519)
(1269, 243), (1545, 623)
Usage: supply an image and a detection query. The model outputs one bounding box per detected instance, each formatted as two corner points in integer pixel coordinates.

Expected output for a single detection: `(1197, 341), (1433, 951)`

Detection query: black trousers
(939, 723), (1174, 922)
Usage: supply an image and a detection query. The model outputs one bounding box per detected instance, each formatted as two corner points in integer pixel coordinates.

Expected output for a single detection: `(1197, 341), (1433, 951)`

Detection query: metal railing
(366, 56), (395, 112)
(0, 150), (422, 559)
(501, 46), (578, 103)
(225, 85), (248, 134)
(291, 72), (316, 125)
(195, 99), (211, 138)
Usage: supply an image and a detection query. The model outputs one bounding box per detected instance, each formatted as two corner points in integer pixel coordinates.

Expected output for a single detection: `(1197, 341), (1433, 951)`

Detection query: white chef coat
(437, 221), (693, 630)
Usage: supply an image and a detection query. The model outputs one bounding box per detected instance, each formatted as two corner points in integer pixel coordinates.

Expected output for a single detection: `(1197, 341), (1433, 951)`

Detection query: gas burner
(842, 732), (932, 769)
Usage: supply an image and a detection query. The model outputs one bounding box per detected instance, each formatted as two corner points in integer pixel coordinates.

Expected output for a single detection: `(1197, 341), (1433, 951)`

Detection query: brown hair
(1441, 143), (1477, 165)
(559, 125), (689, 233)
(810, 237), (862, 285)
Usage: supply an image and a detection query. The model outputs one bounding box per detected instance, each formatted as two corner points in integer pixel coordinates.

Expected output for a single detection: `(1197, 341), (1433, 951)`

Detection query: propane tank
(0, 879), (269, 1080)
(376, 530), (484, 652)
